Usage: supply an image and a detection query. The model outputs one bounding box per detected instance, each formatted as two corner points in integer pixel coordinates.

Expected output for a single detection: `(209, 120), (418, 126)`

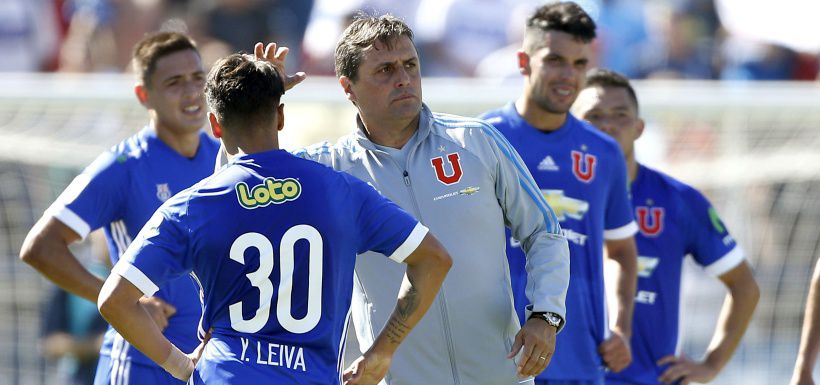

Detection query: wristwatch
(528, 311), (564, 329)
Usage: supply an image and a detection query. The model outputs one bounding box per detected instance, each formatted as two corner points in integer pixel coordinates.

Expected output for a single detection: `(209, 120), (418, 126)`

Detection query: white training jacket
(294, 105), (570, 385)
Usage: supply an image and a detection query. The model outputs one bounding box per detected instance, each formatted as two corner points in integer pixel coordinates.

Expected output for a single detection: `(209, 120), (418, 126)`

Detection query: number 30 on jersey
(228, 225), (323, 334)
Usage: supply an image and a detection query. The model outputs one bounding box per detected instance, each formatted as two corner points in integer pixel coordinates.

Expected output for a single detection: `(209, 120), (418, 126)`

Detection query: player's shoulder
(639, 165), (706, 205)
(430, 110), (508, 151)
(572, 115), (623, 154)
(477, 103), (516, 133)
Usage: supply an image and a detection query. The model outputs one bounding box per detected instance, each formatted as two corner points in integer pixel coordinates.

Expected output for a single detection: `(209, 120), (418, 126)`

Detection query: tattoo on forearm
(384, 286), (420, 344)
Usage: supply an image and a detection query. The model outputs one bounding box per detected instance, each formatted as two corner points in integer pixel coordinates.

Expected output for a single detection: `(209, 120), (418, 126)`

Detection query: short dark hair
(132, 32), (199, 87)
(584, 68), (640, 111)
(524, 2), (596, 52)
(205, 54), (285, 134)
(334, 13), (414, 81)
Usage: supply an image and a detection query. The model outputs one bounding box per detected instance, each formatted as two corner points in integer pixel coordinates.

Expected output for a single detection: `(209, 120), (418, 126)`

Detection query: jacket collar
(353, 103), (434, 151)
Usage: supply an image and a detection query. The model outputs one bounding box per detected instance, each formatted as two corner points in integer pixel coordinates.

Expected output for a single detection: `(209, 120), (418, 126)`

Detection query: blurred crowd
(3, 0), (820, 80)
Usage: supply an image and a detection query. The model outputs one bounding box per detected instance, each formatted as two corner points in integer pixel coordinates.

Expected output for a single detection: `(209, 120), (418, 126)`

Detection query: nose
(592, 117), (615, 134)
(395, 66), (411, 88)
(183, 78), (203, 97)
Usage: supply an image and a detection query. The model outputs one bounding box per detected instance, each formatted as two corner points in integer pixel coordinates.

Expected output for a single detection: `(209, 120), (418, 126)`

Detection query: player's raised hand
(342, 351), (392, 385)
(657, 354), (718, 385)
(598, 329), (632, 372)
(139, 296), (176, 331)
(254, 42), (306, 91)
(508, 318), (556, 378)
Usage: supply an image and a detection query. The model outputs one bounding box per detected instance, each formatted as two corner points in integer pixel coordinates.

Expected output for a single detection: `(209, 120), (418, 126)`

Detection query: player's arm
(98, 273), (194, 380)
(20, 217), (103, 303)
(600, 236), (638, 373)
(658, 261), (759, 385)
(792, 258), (820, 385)
(344, 233), (451, 385)
(98, 205), (203, 381)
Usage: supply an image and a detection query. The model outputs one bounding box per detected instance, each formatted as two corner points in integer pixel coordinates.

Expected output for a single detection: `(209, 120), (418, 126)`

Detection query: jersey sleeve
(46, 151), (129, 239)
(347, 174), (428, 263)
(479, 122), (570, 322)
(110, 196), (193, 296)
(603, 147), (638, 240)
(683, 187), (745, 277)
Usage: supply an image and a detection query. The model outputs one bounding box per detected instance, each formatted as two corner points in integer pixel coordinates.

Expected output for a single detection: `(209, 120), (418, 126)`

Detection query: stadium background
(2, 0), (820, 384)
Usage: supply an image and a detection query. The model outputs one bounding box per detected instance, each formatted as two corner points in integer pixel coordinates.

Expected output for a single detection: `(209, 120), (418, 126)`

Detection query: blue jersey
(481, 103), (637, 381)
(113, 149), (428, 385)
(606, 165), (744, 385)
(47, 127), (220, 368)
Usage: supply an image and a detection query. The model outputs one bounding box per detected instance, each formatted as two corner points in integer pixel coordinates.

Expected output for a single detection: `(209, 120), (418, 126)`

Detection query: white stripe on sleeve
(47, 205), (91, 240)
(112, 261), (160, 297)
(388, 223), (429, 263)
(703, 246), (745, 277)
(604, 221), (639, 240)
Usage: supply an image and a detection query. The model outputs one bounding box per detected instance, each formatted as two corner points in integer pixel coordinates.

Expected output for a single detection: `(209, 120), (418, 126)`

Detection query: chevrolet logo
(542, 189), (589, 221)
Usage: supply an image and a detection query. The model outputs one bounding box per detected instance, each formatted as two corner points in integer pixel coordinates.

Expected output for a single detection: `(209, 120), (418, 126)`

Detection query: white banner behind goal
(0, 74), (817, 384)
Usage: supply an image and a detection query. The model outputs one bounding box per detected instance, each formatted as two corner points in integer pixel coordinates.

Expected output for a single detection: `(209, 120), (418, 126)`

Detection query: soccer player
(97, 50), (452, 385)
(249, 13), (571, 385)
(572, 68), (760, 385)
(791, 258), (820, 385)
(480, 3), (639, 384)
(20, 32), (220, 384)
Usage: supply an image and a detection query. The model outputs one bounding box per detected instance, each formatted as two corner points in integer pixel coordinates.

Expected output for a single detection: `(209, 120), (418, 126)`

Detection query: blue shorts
(93, 354), (185, 385)
(537, 379), (605, 385)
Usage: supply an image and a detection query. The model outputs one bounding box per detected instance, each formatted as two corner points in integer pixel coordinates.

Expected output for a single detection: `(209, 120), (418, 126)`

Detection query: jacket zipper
(397, 150), (461, 385)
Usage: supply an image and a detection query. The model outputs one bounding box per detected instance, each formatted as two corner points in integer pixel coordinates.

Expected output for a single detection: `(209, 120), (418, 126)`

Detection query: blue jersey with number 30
(114, 149), (428, 385)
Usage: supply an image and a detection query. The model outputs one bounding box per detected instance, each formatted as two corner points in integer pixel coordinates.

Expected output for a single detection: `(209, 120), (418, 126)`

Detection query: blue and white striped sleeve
(479, 121), (570, 325)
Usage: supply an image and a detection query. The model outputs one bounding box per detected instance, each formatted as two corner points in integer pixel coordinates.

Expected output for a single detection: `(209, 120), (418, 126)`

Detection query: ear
(635, 118), (645, 140)
(209, 112), (222, 139)
(276, 103), (285, 132)
(516, 50), (531, 76)
(134, 84), (149, 107)
(339, 76), (357, 104)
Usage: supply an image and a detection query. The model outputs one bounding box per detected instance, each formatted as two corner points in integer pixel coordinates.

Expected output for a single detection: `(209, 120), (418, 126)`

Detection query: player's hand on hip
(138, 296), (176, 331)
(253, 42), (306, 91)
(598, 329), (632, 372)
(187, 328), (213, 367)
(508, 318), (556, 378)
(657, 354), (718, 385)
(342, 351), (392, 385)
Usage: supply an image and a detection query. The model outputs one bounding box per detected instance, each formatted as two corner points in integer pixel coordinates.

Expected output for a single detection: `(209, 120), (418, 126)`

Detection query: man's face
(142, 49), (206, 135)
(341, 35), (422, 126)
(520, 31), (591, 114)
(573, 85), (644, 158)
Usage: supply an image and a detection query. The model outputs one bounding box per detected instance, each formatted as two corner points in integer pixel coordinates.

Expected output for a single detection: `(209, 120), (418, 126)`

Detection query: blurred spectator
(596, 0), (651, 79)
(641, 3), (718, 79)
(42, 287), (107, 385)
(0, 0), (61, 72)
(191, 0), (313, 70)
(59, 0), (165, 72)
(414, 0), (517, 77)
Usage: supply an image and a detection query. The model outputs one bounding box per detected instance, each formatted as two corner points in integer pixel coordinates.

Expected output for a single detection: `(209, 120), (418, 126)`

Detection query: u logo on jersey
(571, 151), (597, 183)
(636, 206), (664, 236)
(431, 152), (463, 185)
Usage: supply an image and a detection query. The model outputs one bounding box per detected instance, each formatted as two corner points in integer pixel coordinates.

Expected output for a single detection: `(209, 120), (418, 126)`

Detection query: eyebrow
(161, 71), (205, 84)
